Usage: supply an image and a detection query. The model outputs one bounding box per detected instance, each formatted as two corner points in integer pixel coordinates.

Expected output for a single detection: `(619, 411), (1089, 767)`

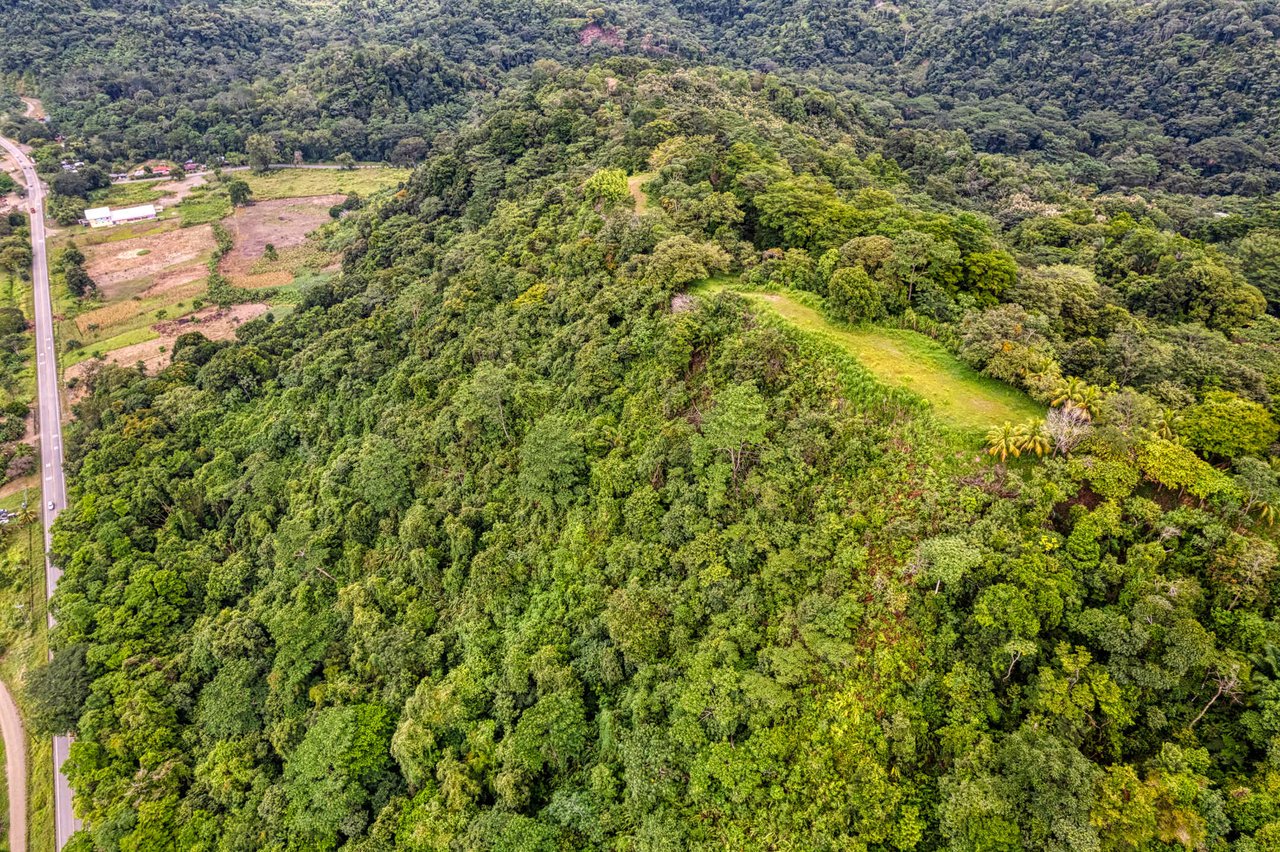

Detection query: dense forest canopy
(6, 0), (1280, 850)
(24, 56), (1280, 849)
(4, 0), (1280, 194)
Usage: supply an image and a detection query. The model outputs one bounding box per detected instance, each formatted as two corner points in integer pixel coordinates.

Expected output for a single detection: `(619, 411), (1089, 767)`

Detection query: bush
(0, 307), (26, 335)
(826, 266), (883, 323)
(5, 453), (34, 481)
(1181, 391), (1280, 459)
(0, 416), (24, 442)
(25, 646), (90, 736)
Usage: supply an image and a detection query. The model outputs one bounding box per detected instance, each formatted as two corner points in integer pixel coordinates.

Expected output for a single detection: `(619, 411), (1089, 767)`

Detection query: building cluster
(120, 161), (203, 180)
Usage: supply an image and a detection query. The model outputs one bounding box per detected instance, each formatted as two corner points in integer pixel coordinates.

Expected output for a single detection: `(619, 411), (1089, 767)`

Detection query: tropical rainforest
(5, 0), (1280, 850)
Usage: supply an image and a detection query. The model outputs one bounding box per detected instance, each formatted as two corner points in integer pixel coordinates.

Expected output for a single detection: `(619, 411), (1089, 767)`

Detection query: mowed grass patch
(249, 241), (333, 276)
(71, 291), (203, 338)
(64, 325), (160, 368)
(733, 289), (1042, 433)
(88, 181), (166, 208)
(70, 219), (175, 248)
(243, 167), (409, 201)
(176, 185), (232, 227)
(64, 292), (205, 357)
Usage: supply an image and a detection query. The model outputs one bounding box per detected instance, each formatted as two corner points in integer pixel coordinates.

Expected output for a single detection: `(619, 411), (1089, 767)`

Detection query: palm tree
(1050, 377), (1088, 409)
(18, 492), (35, 614)
(1257, 501), (1277, 527)
(986, 422), (1021, 462)
(1014, 418), (1052, 458)
(17, 496), (35, 527)
(1075, 385), (1103, 420)
(1050, 376), (1102, 421)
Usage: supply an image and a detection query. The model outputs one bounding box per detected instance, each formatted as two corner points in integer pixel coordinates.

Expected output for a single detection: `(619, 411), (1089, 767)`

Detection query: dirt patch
(220, 196), (341, 282)
(84, 224), (215, 296)
(66, 303), (272, 380)
(628, 173), (652, 214)
(143, 265), (208, 298)
(153, 302), (270, 339)
(0, 471), (38, 501)
(21, 98), (46, 121)
(125, 173), (207, 205)
(67, 337), (170, 377)
(580, 23), (623, 48)
(159, 173), (208, 203)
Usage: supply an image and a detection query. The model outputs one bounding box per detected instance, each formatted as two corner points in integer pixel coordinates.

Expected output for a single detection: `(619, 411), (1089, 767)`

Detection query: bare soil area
(220, 196), (342, 281)
(0, 151), (25, 213)
(21, 97), (46, 121)
(143, 265), (208, 298)
(134, 173), (207, 205)
(84, 224), (215, 295)
(0, 471), (38, 501)
(66, 303), (271, 380)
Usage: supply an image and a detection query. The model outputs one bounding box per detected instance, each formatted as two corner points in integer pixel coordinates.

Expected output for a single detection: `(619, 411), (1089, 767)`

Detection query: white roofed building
(84, 207), (112, 228)
(84, 204), (159, 228)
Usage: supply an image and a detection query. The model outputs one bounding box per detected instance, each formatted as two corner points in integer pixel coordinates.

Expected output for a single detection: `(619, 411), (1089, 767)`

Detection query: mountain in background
(3, 0), (1279, 193)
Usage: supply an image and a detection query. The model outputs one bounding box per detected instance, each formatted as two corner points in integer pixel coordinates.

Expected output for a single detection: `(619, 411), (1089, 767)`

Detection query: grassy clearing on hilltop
(708, 284), (1042, 433)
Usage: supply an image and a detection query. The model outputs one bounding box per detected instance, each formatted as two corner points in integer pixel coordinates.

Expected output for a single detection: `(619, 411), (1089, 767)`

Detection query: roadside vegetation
(0, 498), (53, 852)
(0, 206), (48, 852)
(0, 214), (38, 495)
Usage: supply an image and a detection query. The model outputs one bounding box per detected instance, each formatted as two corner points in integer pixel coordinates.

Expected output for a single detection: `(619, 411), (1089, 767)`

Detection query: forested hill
(35, 61), (1280, 849)
(0, 0), (699, 163)
(4, 0), (1280, 193)
(711, 0), (1280, 195)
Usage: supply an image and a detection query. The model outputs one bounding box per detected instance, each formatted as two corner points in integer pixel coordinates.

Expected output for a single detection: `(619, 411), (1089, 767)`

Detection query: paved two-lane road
(0, 127), (80, 848)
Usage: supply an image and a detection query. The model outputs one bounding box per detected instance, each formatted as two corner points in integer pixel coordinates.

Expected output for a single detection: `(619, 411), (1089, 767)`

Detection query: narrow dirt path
(0, 678), (27, 852)
(628, 172), (652, 214)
